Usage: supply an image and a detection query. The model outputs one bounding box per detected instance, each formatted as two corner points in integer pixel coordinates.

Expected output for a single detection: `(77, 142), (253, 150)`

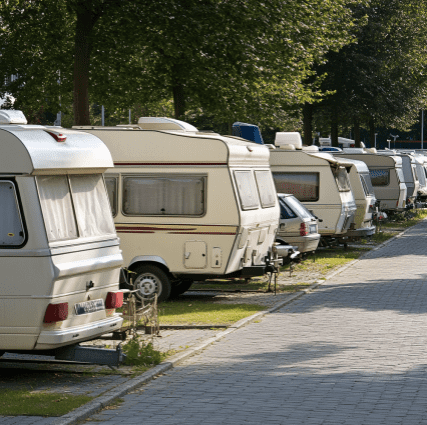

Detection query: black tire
(169, 279), (193, 298)
(275, 239), (288, 245)
(0, 351), (4, 358)
(132, 265), (171, 302)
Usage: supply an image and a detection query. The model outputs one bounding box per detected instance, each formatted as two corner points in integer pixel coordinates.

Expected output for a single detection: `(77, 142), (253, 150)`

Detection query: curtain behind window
(37, 176), (77, 241)
(69, 174), (115, 237)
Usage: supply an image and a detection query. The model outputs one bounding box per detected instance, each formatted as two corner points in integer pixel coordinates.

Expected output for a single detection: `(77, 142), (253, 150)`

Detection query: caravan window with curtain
(37, 174), (116, 242)
(254, 170), (276, 208)
(69, 174), (116, 237)
(234, 171), (260, 210)
(122, 175), (205, 216)
(37, 175), (78, 241)
(0, 181), (26, 247)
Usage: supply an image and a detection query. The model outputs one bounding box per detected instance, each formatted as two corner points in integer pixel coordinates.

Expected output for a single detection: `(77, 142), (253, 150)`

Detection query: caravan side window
(369, 169), (390, 186)
(0, 181), (25, 247)
(254, 170), (277, 208)
(272, 172), (319, 202)
(104, 177), (118, 217)
(122, 175), (205, 216)
(234, 171), (260, 210)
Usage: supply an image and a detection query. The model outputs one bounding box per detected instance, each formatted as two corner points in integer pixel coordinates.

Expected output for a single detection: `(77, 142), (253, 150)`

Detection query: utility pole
(374, 133), (378, 149)
(421, 110), (424, 150)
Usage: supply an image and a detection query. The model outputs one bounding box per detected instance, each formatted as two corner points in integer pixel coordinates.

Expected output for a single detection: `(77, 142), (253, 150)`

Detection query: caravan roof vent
(274, 132), (302, 150)
(0, 110), (27, 125)
(137, 117), (198, 132)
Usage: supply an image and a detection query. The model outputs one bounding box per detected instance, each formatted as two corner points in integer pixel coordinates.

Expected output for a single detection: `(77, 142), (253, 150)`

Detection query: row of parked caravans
(0, 111), (299, 360)
(4, 109), (424, 361)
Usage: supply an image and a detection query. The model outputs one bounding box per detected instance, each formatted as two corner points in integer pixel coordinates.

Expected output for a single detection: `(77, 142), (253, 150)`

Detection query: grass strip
(158, 300), (264, 325)
(0, 390), (92, 416)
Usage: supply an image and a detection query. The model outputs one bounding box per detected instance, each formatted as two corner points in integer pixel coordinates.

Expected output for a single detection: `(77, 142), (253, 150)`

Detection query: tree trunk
(303, 103), (313, 145)
(331, 109), (338, 147)
(172, 81), (186, 120)
(354, 116), (361, 147)
(368, 117), (375, 148)
(73, 7), (101, 126)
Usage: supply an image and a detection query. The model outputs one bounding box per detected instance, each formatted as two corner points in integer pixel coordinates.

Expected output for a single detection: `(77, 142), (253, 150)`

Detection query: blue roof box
(232, 122), (264, 145)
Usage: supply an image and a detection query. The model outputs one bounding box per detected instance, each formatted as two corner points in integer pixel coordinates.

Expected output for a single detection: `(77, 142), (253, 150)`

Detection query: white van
(332, 157), (376, 238)
(0, 111), (124, 360)
(335, 149), (407, 213)
(269, 133), (357, 240)
(73, 118), (282, 301)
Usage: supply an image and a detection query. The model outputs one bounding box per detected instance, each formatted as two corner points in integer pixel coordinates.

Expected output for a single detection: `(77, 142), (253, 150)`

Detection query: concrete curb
(55, 226), (412, 425)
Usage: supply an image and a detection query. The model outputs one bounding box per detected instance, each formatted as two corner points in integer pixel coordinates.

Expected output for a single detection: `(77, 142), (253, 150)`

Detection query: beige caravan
(0, 111), (124, 363)
(331, 157), (376, 238)
(73, 118), (283, 301)
(269, 133), (357, 239)
(335, 150), (407, 212)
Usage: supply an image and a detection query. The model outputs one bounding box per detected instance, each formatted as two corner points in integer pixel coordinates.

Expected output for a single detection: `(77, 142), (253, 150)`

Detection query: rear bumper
(345, 225), (376, 238)
(35, 315), (123, 350)
(280, 235), (320, 253)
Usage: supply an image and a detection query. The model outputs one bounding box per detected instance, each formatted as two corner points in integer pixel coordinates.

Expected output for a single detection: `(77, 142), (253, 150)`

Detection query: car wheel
(169, 279), (193, 298)
(132, 265), (171, 302)
(275, 238), (287, 245)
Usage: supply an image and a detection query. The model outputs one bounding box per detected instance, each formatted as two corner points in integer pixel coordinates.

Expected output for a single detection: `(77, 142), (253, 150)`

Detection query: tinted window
(284, 195), (313, 219)
(273, 172), (319, 202)
(278, 197), (297, 219)
(0, 181), (25, 246)
(105, 177), (118, 216)
(369, 169), (390, 186)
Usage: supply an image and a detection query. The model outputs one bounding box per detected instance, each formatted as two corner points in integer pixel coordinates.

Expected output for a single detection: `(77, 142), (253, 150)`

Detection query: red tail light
(44, 302), (68, 323)
(350, 144), (355, 147)
(106, 292), (124, 309)
(300, 223), (308, 236)
(45, 130), (67, 142)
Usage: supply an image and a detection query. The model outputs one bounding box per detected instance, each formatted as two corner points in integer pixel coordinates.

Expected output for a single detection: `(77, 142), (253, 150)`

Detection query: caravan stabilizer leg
(55, 343), (126, 367)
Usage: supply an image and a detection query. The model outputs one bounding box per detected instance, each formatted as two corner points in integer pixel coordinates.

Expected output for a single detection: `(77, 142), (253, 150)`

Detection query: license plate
(309, 224), (317, 234)
(75, 299), (104, 315)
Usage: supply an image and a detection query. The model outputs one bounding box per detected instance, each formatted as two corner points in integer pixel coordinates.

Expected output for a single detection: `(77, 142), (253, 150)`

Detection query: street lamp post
(374, 133), (378, 149)
(390, 134), (399, 149)
(421, 110), (424, 150)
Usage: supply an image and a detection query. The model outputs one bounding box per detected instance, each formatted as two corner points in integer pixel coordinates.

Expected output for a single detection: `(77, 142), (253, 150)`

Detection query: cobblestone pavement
(81, 221), (427, 425)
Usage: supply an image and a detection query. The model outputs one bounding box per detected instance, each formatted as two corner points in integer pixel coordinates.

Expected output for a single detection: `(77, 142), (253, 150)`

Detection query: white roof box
(137, 117), (198, 132)
(0, 110), (27, 125)
(302, 145), (319, 152)
(274, 132), (302, 149)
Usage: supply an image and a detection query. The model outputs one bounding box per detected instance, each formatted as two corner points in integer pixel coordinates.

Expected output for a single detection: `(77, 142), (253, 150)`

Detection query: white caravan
(73, 118), (282, 301)
(335, 149), (407, 213)
(0, 111), (124, 361)
(331, 157), (376, 239)
(269, 133), (357, 240)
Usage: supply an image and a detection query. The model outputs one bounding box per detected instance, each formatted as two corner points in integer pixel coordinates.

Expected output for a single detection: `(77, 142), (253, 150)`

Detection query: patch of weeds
(122, 335), (166, 368)
(0, 390), (92, 416)
(159, 300), (264, 325)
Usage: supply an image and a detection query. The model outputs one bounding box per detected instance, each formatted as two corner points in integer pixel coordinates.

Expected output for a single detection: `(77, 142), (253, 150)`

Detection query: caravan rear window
(254, 170), (276, 208)
(234, 171), (260, 210)
(0, 181), (26, 247)
(272, 172), (319, 202)
(122, 175), (205, 216)
(369, 169), (390, 186)
(333, 167), (351, 192)
(37, 174), (116, 242)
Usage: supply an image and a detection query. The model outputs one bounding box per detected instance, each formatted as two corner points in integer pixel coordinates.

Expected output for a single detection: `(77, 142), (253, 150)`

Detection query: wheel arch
(128, 256), (171, 277)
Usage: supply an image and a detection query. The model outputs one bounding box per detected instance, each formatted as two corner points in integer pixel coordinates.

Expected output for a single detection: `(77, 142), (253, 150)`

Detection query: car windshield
(282, 195), (313, 219)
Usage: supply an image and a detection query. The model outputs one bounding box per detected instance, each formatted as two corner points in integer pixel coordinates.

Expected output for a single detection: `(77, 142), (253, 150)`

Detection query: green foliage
(122, 335), (165, 367)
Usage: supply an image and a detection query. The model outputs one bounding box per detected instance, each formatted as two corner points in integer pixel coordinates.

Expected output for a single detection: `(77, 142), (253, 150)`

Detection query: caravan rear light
(44, 302), (68, 323)
(106, 292), (124, 309)
(300, 223), (308, 236)
(350, 144), (355, 147)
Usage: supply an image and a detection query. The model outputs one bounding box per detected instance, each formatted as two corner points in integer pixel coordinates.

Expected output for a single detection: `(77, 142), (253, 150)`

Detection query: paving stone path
(84, 221), (427, 425)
